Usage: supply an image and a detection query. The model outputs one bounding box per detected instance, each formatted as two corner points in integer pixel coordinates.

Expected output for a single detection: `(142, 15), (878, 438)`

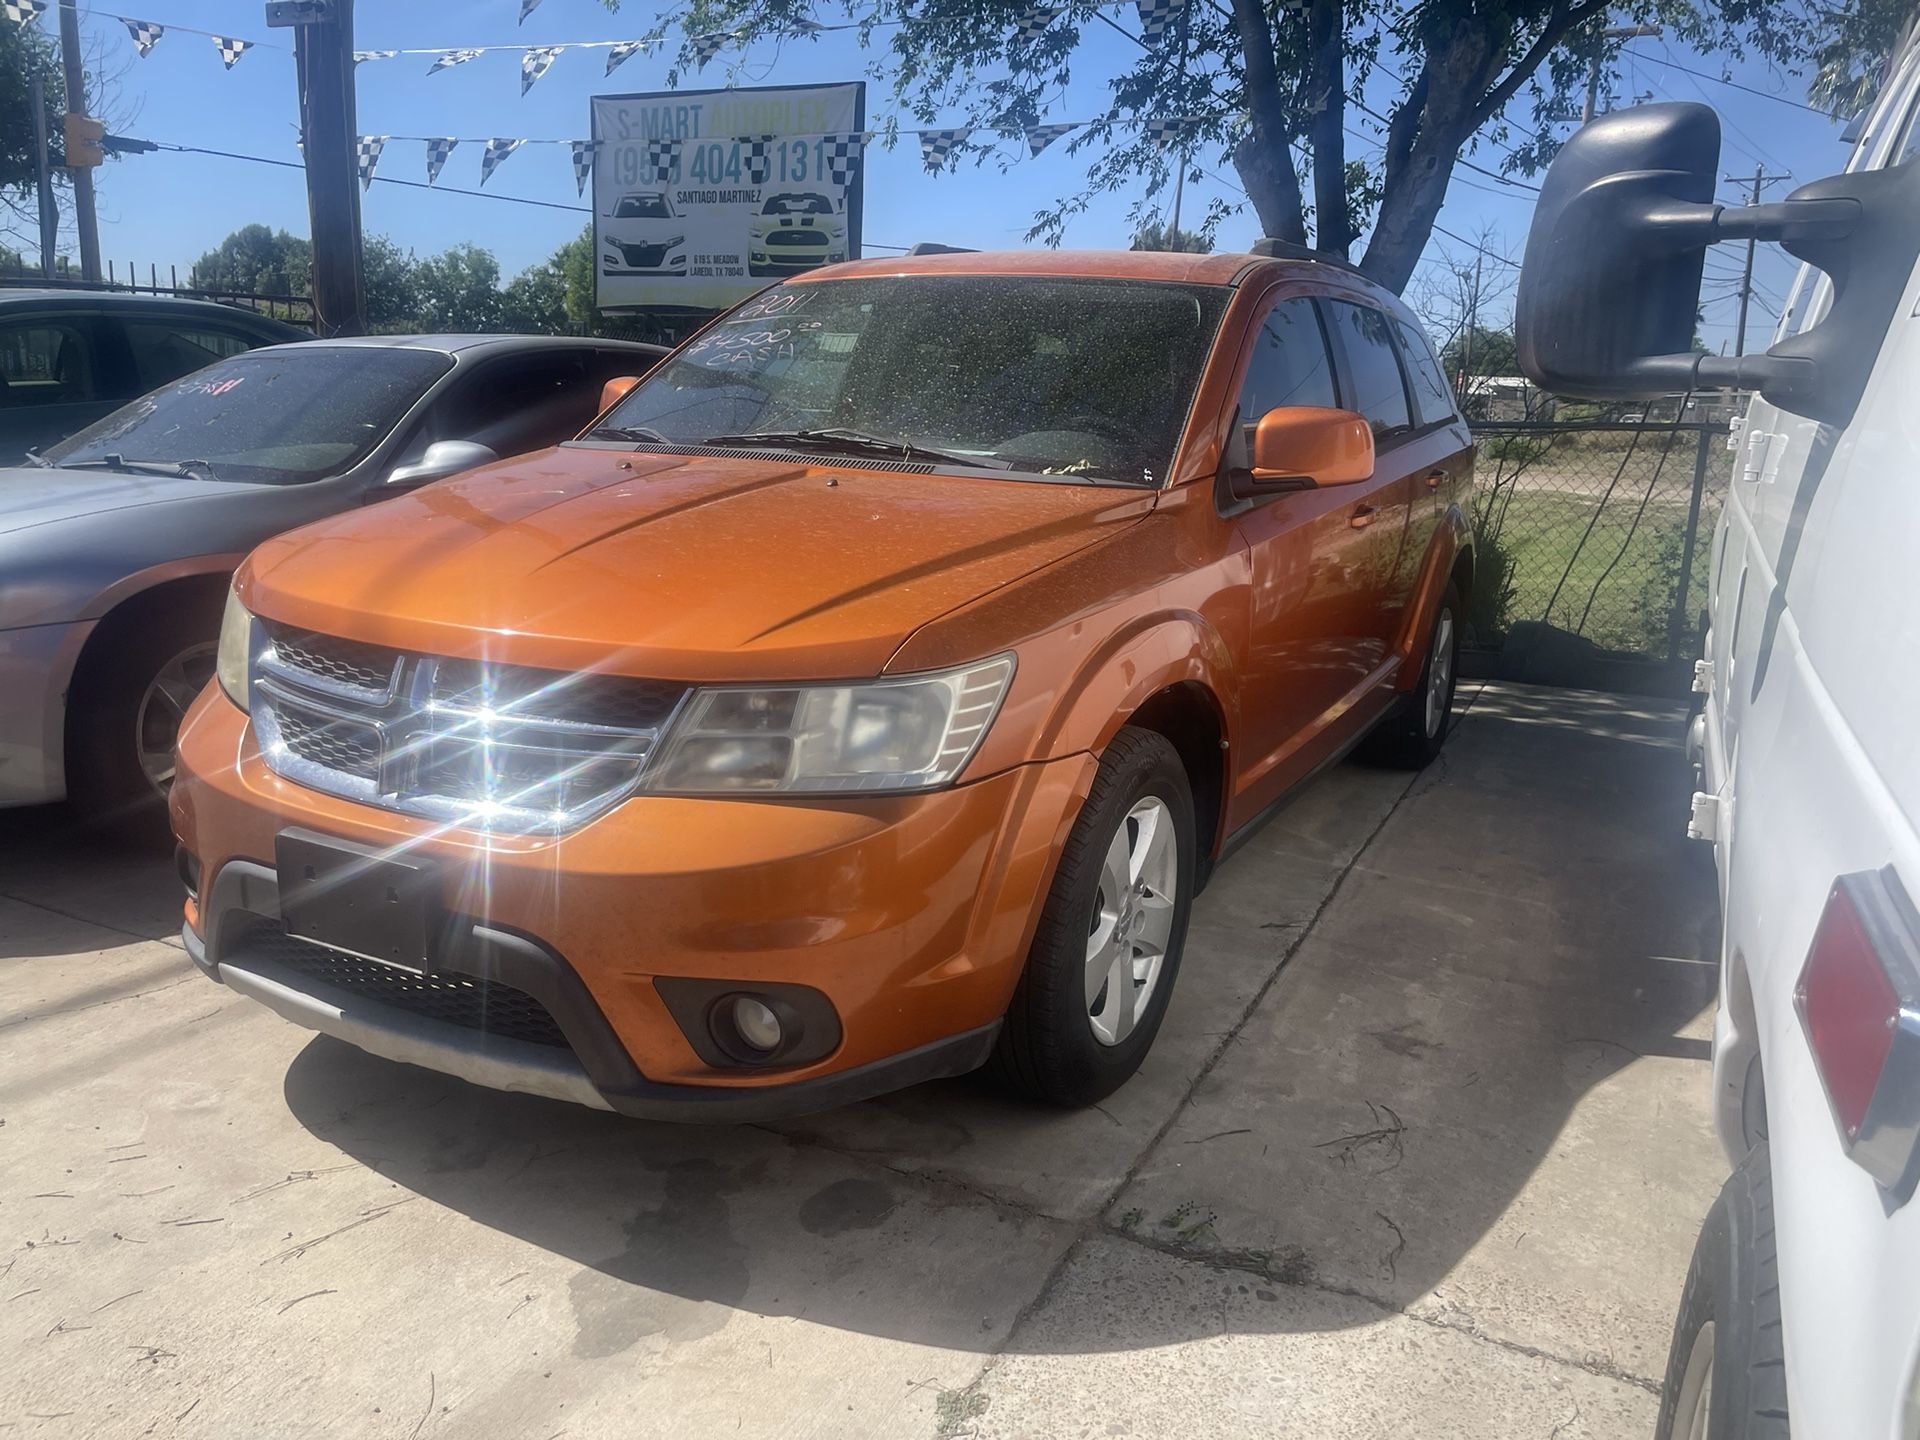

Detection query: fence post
(1666, 425), (1715, 664)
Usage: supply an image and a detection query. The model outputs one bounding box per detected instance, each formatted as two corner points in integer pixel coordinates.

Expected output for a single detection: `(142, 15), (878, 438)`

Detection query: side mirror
(1516, 100), (1920, 426)
(599, 375), (643, 412)
(387, 439), (498, 488)
(1230, 406), (1374, 501)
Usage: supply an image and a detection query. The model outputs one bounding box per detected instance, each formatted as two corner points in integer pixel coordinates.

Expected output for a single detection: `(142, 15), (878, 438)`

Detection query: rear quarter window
(1391, 317), (1458, 428)
(1324, 299), (1413, 439)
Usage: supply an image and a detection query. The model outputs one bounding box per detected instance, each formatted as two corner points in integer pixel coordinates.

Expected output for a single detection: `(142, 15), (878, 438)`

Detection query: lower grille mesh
(232, 918), (571, 1050)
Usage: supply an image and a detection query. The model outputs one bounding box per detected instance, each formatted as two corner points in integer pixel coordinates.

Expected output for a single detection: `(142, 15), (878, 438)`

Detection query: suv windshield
(613, 194), (672, 219)
(42, 346), (451, 485)
(597, 275), (1231, 485)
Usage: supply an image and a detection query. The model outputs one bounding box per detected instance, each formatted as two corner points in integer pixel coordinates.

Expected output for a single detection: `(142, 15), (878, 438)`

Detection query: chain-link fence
(1464, 417), (1729, 695)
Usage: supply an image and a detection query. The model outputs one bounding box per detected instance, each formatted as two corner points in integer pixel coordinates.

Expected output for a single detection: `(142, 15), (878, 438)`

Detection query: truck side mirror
(1229, 405), (1374, 501)
(1515, 100), (1920, 428)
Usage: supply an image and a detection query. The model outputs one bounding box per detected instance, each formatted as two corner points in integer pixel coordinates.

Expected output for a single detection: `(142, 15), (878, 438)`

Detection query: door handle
(1425, 469), (1447, 490)
(1349, 504), (1378, 529)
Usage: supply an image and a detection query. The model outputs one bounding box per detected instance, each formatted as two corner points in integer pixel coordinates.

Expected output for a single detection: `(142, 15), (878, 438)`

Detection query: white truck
(1514, 52), (1920, 1440)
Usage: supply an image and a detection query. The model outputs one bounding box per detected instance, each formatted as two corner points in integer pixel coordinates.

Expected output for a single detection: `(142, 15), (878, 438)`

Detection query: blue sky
(70, 0), (1846, 354)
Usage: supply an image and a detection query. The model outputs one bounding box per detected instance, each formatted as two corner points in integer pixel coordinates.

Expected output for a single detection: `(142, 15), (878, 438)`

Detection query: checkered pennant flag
(211, 34), (252, 69)
(820, 133), (866, 188)
(518, 0), (543, 21)
(741, 135), (777, 186)
(121, 17), (163, 55)
(643, 137), (678, 184)
(424, 137), (458, 186)
(1134, 0), (1188, 45)
(521, 45), (561, 95)
(605, 39), (646, 75)
(1144, 115), (1196, 148)
(570, 139), (595, 196)
(355, 135), (387, 192)
(1025, 123), (1076, 157)
(353, 49), (396, 65)
(427, 48), (482, 75)
(1012, 4), (1063, 43)
(480, 138), (524, 186)
(785, 17), (825, 35)
(918, 128), (972, 171)
(2, 0), (47, 29)
(688, 31), (728, 68)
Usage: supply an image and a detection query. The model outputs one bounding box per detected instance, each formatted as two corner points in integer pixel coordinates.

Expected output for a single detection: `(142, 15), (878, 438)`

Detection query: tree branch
(1468, 0), (1613, 131)
(1306, 0), (1349, 255)
(1227, 0), (1306, 242)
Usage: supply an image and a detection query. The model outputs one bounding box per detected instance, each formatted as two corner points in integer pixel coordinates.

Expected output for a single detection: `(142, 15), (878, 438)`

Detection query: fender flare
(1389, 505), (1474, 692)
(1030, 609), (1239, 763)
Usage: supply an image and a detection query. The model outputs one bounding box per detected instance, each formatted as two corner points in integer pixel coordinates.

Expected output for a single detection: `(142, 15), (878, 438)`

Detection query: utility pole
(58, 0), (101, 282)
(1584, 22), (1663, 124)
(28, 72), (57, 277)
(1727, 164), (1791, 356)
(271, 0), (365, 335)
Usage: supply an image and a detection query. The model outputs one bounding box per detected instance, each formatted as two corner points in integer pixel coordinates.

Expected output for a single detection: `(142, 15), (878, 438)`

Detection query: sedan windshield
(596, 275), (1231, 485)
(42, 346), (451, 485)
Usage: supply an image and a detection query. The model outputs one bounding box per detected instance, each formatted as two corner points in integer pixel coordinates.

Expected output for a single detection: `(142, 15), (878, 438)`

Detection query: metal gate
(1462, 418), (1729, 696)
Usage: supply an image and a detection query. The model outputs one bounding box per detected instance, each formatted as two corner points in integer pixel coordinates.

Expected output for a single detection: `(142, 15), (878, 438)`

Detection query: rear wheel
(1654, 1143), (1790, 1440)
(990, 727), (1195, 1107)
(1368, 583), (1461, 769)
(67, 589), (224, 841)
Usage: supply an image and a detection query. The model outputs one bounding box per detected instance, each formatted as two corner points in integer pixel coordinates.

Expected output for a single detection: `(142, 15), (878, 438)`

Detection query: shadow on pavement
(276, 683), (1720, 1363)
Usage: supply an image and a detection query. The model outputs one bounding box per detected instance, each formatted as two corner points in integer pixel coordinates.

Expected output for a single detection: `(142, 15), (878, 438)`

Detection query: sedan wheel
(135, 641), (218, 794)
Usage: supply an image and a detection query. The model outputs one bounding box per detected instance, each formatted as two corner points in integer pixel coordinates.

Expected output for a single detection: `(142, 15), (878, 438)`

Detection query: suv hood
(242, 447), (1154, 681)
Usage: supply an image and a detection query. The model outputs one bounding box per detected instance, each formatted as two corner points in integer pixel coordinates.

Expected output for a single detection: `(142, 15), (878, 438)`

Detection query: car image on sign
(602, 191), (689, 276)
(747, 192), (848, 278)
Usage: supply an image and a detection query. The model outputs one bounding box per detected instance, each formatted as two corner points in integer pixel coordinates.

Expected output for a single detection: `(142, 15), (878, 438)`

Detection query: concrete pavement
(0, 683), (1722, 1438)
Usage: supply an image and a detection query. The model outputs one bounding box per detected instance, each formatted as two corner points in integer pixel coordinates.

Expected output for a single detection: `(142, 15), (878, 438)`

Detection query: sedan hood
(0, 466), (241, 535)
(242, 447), (1153, 681)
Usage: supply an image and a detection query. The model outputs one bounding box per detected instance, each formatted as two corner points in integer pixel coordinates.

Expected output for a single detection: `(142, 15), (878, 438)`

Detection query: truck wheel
(990, 726), (1195, 1107)
(1654, 1143), (1790, 1440)
(67, 589), (224, 842)
(1368, 583), (1460, 769)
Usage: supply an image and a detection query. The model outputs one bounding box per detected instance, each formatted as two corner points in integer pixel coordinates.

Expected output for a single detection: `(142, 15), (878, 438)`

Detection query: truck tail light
(1794, 869), (1920, 1197)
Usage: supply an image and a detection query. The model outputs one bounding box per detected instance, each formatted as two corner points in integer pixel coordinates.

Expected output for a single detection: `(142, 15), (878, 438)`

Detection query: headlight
(215, 586), (254, 713)
(664, 234), (686, 248)
(645, 655), (1014, 794)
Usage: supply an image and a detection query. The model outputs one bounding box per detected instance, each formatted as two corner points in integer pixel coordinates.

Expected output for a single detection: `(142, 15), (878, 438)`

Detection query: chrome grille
(251, 625), (688, 834)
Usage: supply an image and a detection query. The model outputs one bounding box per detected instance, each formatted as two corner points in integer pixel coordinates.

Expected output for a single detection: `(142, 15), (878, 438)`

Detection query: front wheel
(989, 726), (1196, 1107)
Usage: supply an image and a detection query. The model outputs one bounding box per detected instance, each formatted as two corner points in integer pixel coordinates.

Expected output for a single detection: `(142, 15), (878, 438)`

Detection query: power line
(1631, 45), (1837, 118)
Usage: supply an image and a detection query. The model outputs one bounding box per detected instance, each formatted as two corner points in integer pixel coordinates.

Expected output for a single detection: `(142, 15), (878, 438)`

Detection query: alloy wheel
(135, 641), (218, 794)
(1425, 608), (1456, 739)
(1671, 1320), (1715, 1440)
(1084, 795), (1177, 1046)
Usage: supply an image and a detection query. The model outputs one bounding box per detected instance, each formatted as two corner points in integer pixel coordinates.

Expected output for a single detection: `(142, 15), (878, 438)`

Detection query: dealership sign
(591, 81), (866, 313)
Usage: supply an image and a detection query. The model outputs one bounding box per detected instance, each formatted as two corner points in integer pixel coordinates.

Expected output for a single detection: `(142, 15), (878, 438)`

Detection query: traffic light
(64, 113), (105, 169)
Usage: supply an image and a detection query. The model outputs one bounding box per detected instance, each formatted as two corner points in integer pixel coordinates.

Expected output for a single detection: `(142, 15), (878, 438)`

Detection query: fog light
(731, 996), (783, 1053)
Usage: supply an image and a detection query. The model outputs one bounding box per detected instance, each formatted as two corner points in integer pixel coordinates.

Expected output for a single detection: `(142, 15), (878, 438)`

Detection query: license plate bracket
(275, 829), (443, 974)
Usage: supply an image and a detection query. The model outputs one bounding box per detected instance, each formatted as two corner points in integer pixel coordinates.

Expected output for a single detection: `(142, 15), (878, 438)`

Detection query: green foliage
(1129, 219), (1207, 253)
(0, 22), (64, 200)
(189, 224), (311, 296)
(1807, 0), (1918, 118)
(1441, 326), (1517, 381)
(411, 243), (506, 333)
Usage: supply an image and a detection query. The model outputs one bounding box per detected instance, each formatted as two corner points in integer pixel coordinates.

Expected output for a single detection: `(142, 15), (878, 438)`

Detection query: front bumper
(170, 688), (1094, 1120)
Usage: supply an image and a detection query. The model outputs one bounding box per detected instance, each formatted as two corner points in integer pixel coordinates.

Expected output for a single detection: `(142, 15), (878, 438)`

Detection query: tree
(502, 226), (598, 332)
(1807, 0), (1920, 118)
(190, 224), (311, 296)
(0, 21), (65, 255)
(413, 243), (507, 333)
(1442, 325), (1518, 381)
(623, 1), (1809, 294)
(1130, 219), (1208, 253)
(363, 235), (422, 332)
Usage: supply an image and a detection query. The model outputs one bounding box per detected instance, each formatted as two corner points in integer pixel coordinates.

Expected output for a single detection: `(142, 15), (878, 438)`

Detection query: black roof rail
(905, 242), (979, 256)
(1248, 237), (1364, 275)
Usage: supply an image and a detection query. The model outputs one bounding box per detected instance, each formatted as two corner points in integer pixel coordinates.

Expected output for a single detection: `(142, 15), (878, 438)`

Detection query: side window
(1324, 300), (1413, 439)
(0, 320), (98, 406)
(125, 321), (255, 391)
(1227, 297), (1337, 469)
(427, 351), (606, 457)
(1391, 316), (1456, 427)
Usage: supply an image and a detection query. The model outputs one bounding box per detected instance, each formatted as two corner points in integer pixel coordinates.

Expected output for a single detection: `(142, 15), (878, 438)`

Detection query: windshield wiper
(700, 428), (998, 470)
(585, 424), (671, 444)
(58, 454), (216, 479)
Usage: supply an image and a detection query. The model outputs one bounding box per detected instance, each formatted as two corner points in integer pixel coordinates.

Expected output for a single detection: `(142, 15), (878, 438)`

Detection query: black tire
(66, 587), (225, 842)
(1654, 1143), (1790, 1440)
(1367, 583), (1461, 769)
(989, 726), (1196, 1107)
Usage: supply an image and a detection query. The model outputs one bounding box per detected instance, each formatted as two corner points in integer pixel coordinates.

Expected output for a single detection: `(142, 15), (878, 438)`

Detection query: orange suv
(169, 246), (1473, 1120)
